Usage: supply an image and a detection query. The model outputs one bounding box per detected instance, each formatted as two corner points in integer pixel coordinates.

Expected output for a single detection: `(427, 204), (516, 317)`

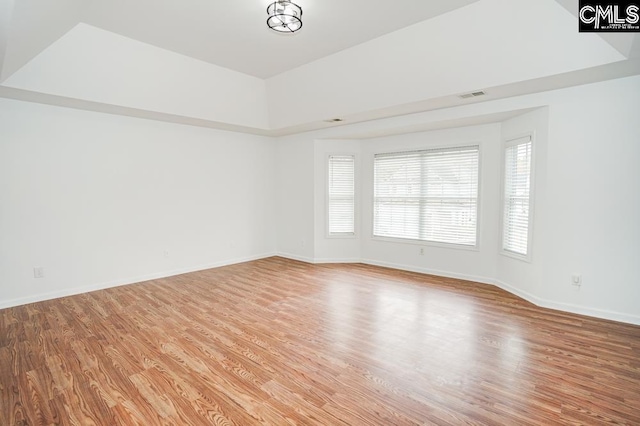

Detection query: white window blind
(328, 155), (355, 235)
(373, 146), (479, 246)
(502, 136), (532, 256)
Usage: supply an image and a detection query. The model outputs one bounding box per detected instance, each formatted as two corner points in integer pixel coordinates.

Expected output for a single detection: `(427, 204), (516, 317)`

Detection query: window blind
(373, 146), (479, 246)
(328, 155), (355, 235)
(502, 136), (532, 256)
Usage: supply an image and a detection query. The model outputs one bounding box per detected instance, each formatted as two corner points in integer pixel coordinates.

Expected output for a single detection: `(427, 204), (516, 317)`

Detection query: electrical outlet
(301, 239), (306, 248)
(164, 250), (170, 258)
(419, 248), (425, 255)
(33, 267), (44, 278)
(571, 274), (582, 286)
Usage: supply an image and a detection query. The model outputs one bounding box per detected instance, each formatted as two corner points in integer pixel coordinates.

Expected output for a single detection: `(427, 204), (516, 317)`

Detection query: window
(328, 155), (355, 236)
(373, 145), (479, 246)
(502, 136), (533, 257)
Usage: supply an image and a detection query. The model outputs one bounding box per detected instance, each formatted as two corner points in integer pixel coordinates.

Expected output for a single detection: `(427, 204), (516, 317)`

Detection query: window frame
(326, 153), (357, 238)
(371, 142), (482, 250)
(500, 133), (535, 262)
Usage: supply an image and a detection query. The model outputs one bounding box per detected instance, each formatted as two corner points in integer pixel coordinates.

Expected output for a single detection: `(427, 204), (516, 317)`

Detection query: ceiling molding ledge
(0, 86), (272, 136)
(2, 58), (639, 139)
(274, 58), (640, 138)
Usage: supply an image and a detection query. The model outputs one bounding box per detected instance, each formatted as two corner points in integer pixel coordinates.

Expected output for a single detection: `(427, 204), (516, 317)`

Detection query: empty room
(1, 0), (639, 424)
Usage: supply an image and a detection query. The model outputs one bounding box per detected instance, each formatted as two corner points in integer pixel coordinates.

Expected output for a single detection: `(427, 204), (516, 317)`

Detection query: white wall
(275, 134), (315, 262)
(277, 76), (640, 325)
(1, 73), (638, 325)
(0, 98), (277, 308)
(266, 0), (623, 129)
(535, 80), (640, 321)
(495, 80), (640, 324)
(360, 124), (501, 283)
(313, 139), (362, 262)
(496, 108), (549, 299)
(3, 24), (270, 129)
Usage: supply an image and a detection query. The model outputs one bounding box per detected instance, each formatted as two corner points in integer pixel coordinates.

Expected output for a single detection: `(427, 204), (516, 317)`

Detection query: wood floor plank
(1, 256), (640, 424)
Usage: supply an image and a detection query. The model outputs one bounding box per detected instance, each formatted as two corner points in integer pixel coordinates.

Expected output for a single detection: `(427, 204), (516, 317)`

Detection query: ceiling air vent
(459, 91), (486, 99)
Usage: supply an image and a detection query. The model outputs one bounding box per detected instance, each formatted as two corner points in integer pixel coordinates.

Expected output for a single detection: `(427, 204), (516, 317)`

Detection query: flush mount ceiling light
(267, 0), (303, 33)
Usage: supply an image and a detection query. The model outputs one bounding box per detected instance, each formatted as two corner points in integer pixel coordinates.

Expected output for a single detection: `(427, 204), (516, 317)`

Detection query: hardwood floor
(1, 257), (639, 425)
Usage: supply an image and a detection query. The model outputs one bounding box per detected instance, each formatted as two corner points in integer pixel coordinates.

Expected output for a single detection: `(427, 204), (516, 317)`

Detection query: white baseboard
(313, 257), (362, 264)
(369, 263), (640, 326)
(277, 253), (362, 265)
(361, 258), (496, 287)
(0, 252), (277, 310)
(541, 301), (640, 326)
(492, 279), (542, 305)
(277, 254), (640, 326)
(494, 280), (640, 326)
(275, 252), (316, 264)
(6, 251), (638, 326)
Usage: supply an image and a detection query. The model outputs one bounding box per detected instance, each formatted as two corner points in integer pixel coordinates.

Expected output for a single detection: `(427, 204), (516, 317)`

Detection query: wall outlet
(164, 250), (170, 258)
(301, 239), (306, 248)
(419, 247), (425, 255)
(571, 274), (582, 286)
(33, 267), (44, 278)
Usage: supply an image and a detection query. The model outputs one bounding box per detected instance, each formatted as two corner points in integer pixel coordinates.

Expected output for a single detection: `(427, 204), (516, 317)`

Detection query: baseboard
(541, 301), (640, 326)
(361, 258), (496, 287)
(0, 252), (277, 310)
(493, 280), (640, 326)
(277, 253), (362, 265)
(275, 252), (316, 264)
(313, 257), (362, 264)
(277, 254), (495, 285)
(7, 251), (638, 326)
(492, 279), (542, 306)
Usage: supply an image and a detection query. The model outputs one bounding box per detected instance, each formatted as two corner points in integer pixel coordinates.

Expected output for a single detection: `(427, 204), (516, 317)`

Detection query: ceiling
(83, 0), (482, 79)
(0, 0), (639, 136)
(1, 0), (482, 81)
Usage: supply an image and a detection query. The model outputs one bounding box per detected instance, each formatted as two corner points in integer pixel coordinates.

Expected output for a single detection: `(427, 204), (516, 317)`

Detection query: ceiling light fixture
(267, 0), (303, 33)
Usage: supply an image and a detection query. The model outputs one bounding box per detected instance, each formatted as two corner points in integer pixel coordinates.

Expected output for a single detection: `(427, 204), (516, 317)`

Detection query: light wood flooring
(1, 256), (639, 425)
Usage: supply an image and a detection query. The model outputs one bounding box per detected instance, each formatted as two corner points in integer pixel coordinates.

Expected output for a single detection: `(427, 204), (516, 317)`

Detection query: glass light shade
(267, 1), (303, 33)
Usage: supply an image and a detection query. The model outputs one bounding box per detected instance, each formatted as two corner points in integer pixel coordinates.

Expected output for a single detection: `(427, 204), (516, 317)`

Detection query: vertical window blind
(373, 146), (479, 246)
(502, 136), (532, 256)
(328, 155), (355, 235)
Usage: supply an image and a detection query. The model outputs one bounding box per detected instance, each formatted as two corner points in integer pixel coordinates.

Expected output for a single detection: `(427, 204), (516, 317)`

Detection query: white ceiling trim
(0, 0), (638, 136)
(0, 85), (273, 136)
(3, 58), (638, 138)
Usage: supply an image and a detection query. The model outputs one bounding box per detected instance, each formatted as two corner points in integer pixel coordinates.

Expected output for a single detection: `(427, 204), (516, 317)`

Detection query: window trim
(370, 142), (483, 250)
(326, 153), (357, 239)
(500, 132), (535, 262)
